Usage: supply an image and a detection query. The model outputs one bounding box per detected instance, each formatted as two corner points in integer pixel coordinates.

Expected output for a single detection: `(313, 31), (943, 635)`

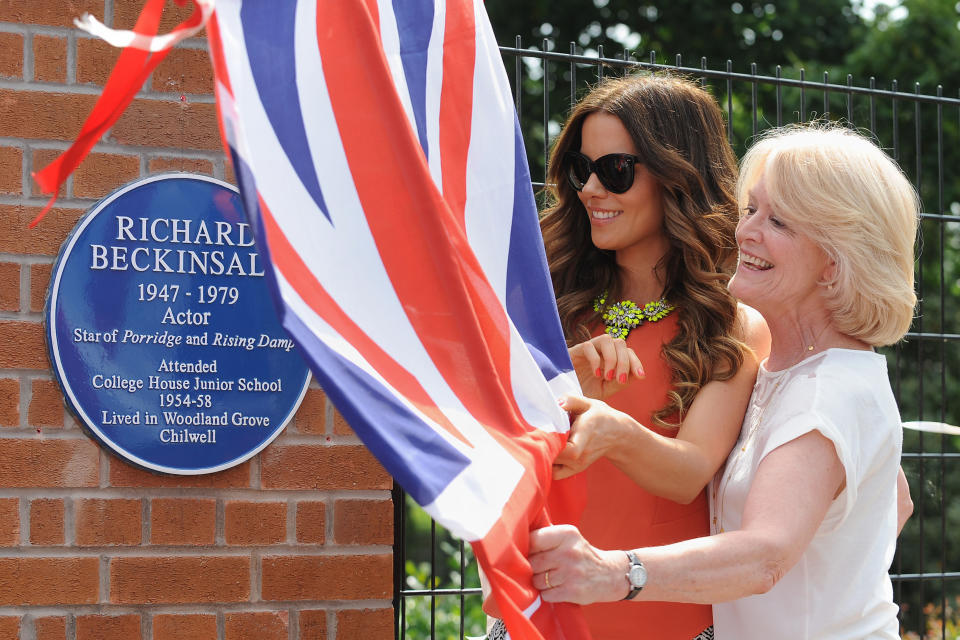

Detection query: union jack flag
(34, 1), (589, 637)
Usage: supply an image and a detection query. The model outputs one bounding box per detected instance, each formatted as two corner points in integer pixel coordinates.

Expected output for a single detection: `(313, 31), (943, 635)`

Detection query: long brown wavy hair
(542, 73), (744, 428)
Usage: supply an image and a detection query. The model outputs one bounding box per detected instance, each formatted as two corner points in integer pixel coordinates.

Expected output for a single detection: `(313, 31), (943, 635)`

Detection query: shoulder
(778, 350), (898, 434)
(735, 303), (771, 362)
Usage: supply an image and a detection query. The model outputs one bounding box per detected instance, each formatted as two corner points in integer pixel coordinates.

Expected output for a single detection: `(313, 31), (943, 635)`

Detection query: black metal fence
(395, 43), (960, 640)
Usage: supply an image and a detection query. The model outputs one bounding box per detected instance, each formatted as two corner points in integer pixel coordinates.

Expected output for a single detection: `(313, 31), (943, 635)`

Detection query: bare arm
(530, 429), (843, 605)
(896, 465), (913, 535)
(554, 304), (770, 504)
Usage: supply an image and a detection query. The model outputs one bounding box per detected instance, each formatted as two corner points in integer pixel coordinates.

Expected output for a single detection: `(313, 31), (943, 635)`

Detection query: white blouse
(710, 349), (902, 640)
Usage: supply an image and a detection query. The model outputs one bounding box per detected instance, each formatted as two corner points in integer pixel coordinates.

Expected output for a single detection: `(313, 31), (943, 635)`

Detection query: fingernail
(595, 367), (602, 378)
(618, 373), (627, 384)
(635, 366), (645, 379)
(606, 369), (614, 381)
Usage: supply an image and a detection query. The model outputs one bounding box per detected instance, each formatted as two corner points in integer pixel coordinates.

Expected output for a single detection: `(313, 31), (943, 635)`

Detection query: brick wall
(0, 2), (395, 638)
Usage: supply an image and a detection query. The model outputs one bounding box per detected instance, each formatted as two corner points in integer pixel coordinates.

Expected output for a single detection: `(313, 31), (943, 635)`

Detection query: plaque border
(45, 172), (312, 475)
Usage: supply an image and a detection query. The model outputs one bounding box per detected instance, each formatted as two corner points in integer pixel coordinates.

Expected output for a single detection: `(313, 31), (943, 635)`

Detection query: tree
(487, 0), (865, 72)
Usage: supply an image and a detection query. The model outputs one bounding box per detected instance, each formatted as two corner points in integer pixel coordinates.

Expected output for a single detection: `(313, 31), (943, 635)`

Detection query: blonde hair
(737, 123), (919, 346)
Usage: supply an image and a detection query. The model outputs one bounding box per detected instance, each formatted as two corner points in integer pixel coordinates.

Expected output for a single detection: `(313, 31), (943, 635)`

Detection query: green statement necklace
(593, 291), (676, 340)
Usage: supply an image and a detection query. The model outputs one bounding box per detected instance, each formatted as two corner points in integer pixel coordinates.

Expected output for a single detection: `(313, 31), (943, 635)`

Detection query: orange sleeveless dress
(554, 314), (712, 640)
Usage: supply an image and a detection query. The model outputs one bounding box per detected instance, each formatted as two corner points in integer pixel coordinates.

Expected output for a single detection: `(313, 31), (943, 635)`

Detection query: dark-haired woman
(540, 74), (768, 640)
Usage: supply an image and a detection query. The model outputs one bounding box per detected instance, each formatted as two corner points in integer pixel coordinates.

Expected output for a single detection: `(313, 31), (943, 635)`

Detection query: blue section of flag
(229, 148), (470, 506)
(392, 0), (434, 157)
(506, 116), (572, 381)
(282, 309), (472, 506)
(240, 1), (330, 221)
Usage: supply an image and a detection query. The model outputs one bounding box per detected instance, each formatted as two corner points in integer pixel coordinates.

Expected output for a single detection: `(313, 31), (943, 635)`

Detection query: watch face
(629, 563), (647, 588)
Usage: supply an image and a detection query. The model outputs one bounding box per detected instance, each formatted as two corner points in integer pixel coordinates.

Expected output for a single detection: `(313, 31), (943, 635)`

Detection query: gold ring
(545, 570), (551, 589)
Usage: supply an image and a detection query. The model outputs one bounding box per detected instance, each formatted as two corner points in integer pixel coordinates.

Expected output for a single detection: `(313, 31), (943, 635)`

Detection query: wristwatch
(623, 550), (647, 600)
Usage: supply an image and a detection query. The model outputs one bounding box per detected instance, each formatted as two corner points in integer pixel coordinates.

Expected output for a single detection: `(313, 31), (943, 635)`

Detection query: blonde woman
(529, 123), (917, 639)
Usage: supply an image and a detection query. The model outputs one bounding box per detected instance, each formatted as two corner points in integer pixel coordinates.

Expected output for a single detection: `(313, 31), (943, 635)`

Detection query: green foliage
(399, 497), (486, 640)
(901, 596), (960, 639)
(487, 0), (865, 72)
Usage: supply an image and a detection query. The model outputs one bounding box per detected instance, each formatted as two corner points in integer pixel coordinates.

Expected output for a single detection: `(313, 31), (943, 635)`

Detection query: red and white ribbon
(30, 0), (215, 227)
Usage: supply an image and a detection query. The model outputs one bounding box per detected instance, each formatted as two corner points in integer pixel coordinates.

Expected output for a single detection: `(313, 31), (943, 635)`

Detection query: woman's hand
(528, 525), (628, 605)
(568, 334), (645, 399)
(553, 396), (628, 479)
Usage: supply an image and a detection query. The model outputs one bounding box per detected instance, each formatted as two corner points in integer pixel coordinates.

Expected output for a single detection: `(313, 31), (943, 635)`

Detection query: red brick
(152, 47), (214, 95)
(334, 499), (393, 545)
(0, 1), (104, 28)
(224, 159), (236, 185)
(111, 556), (249, 604)
(0, 90), (98, 141)
(0, 146), (22, 194)
(35, 615), (67, 640)
(224, 611), (287, 640)
(0, 439), (99, 487)
(295, 388), (326, 434)
(31, 149), (66, 198)
(74, 152), (140, 199)
(75, 498), (141, 546)
(0, 378), (18, 427)
(148, 156), (213, 176)
(261, 554), (391, 601)
(336, 608), (393, 640)
(76, 614), (140, 640)
(29, 378), (64, 428)
(0, 33), (22, 79)
(295, 501), (326, 545)
(0, 262), (18, 311)
(0, 498), (18, 546)
(224, 501), (286, 546)
(332, 409), (354, 436)
(110, 458), (250, 488)
(76, 37), (119, 86)
(150, 498), (215, 546)
(261, 445), (390, 491)
(0, 321), (48, 370)
(153, 614), (216, 640)
(0, 617), (19, 639)
(0, 557), (98, 605)
(30, 498), (64, 545)
(299, 610), (327, 640)
(0, 204), (85, 257)
(33, 35), (67, 83)
(113, 0), (206, 40)
(110, 99), (221, 151)
(30, 263), (53, 313)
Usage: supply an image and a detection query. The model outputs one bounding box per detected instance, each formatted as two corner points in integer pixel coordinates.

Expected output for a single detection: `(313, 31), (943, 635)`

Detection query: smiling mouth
(590, 209), (622, 220)
(739, 252), (773, 270)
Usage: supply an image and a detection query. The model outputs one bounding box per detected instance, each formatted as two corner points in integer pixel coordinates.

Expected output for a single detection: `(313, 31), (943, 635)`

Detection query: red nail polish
(619, 373), (627, 384)
(595, 368), (602, 378)
(606, 369), (614, 381)
(635, 367), (646, 379)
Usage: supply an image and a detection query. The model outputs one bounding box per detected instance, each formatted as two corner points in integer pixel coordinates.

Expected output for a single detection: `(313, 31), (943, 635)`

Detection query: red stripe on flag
(256, 195), (473, 449)
(438, 0), (475, 227)
(471, 431), (592, 640)
(317, 0), (529, 446)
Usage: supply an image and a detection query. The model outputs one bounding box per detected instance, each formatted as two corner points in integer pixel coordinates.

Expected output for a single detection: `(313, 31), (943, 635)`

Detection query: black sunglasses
(564, 150), (643, 194)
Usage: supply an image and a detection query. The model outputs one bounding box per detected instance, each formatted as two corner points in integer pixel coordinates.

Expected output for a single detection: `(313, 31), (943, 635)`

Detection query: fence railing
(396, 43), (960, 640)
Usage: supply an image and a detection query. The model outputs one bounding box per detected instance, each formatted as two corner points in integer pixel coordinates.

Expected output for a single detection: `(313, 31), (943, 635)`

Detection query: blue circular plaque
(46, 174), (311, 475)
